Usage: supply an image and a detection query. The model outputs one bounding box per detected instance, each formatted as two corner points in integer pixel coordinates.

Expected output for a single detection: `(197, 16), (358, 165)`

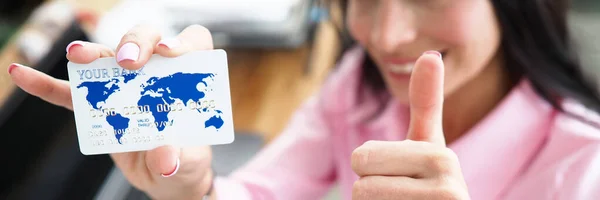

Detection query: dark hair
(334, 0), (600, 115)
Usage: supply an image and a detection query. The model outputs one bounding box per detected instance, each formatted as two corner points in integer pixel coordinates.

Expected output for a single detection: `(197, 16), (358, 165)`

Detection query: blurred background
(0, 0), (598, 199)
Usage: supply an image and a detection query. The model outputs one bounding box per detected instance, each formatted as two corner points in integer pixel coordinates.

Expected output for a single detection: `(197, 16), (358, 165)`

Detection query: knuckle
(122, 31), (140, 42)
(352, 180), (370, 199)
(424, 148), (456, 175)
(185, 24), (211, 35)
(433, 183), (467, 200)
(180, 24), (213, 49)
(352, 180), (361, 194)
(350, 150), (366, 174)
(353, 177), (399, 199)
(183, 24), (213, 41)
(442, 148), (460, 163)
(351, 144), (375, 174)
(39, 81), (56, 97)
(122, 24), (160, 42)
(99, 48), (116, 57)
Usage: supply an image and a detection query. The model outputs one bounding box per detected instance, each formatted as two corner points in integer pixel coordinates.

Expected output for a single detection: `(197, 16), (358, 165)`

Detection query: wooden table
(0, 0), (341, 143)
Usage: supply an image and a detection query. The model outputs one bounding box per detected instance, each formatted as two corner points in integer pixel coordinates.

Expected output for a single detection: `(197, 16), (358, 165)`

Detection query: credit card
(67, 50), (235, 155)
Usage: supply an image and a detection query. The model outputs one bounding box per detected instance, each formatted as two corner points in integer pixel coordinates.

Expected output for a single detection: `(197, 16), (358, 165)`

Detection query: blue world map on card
(77, 72), (224, 143)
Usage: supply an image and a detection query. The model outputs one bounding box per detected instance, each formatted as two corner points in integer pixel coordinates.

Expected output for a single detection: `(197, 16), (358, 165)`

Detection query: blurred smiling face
(346, 0), (502, 103)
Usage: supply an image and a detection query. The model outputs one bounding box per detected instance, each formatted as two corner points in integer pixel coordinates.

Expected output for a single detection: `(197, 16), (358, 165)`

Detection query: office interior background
(0, 0), (599, 199)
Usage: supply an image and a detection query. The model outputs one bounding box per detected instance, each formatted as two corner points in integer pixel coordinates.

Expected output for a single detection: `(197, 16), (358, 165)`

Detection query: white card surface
(67, 50), (235, 155)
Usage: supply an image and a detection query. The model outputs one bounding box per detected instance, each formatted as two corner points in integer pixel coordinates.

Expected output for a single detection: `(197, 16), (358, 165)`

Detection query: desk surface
(0, 0), (340, 143)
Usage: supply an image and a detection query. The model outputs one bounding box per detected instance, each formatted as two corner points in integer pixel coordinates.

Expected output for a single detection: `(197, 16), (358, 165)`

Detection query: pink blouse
(213, 46), (600, 200)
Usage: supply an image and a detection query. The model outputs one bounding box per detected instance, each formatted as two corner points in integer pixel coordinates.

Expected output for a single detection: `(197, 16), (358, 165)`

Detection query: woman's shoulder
(503, 98), (600, 199)
(551, 99), (600, 142)
(539, 99), (600, 170)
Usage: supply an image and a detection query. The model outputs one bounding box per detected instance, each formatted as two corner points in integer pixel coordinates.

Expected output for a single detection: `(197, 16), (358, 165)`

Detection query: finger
(407, 51), (446, 146)
(351, 140), (459, 177)
(145, 146), (181, 176)
(66, 41), (115, 64)
(354, 175), (468, 200)
(116, 24), (162, 70)
(353, 176), (430, 200)
(8, 63), (73, 110)
(154, 24), (214, 57)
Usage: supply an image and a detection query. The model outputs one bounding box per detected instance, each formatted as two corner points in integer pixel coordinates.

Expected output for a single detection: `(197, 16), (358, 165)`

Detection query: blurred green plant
(0, 22), (19, 49)
(572, 0), (600, 13)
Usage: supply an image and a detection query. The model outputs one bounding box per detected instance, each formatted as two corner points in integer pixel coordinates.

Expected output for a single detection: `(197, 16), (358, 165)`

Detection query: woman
(8, 0), (600, 199)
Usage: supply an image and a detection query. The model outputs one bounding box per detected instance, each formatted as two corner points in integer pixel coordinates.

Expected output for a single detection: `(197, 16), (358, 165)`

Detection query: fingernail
(157, 38), (181, 49)
(161, 158), (180, 178)
(424, 50), (442, 59)
(66, 41), (87, 54)
(8, 63), (23, 74)
(117, 43), (140, 62)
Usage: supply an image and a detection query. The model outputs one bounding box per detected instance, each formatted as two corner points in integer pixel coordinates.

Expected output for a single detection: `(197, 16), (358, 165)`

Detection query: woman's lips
(382, 57), (418, 75)
(389, 63), (415, 74)
(382, 51), (446, 75)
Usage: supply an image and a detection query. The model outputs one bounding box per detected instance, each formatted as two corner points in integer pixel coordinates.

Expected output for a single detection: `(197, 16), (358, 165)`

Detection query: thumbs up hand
(351, 51), (470, 200)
